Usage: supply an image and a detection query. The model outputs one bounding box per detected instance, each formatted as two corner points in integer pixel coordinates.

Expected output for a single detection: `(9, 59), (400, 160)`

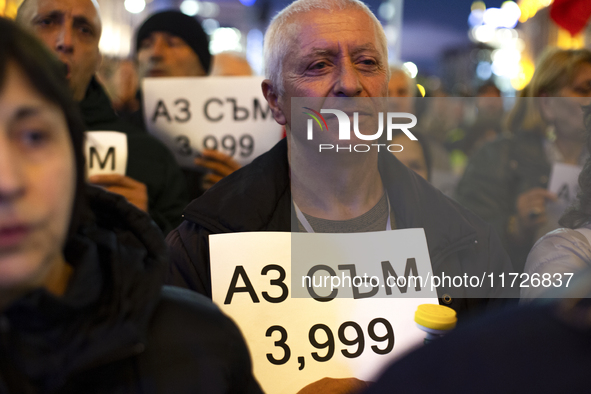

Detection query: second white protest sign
(142, 76), (284, 168)
(84, 131), (128, 177)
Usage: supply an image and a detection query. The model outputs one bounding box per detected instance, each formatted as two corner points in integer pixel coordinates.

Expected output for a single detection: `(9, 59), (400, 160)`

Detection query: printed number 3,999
(203, 134), (254, 157)
(175, 134), (254, 158)
(266, 318), (394, 366)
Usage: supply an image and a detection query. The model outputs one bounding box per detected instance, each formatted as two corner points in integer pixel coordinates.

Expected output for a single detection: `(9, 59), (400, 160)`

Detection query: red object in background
(550, 0), (591, 36)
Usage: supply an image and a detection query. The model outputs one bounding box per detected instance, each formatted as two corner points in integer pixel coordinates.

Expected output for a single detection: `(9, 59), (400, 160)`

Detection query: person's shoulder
(531, 227), (591, 253)
(140, 286), (263, 393)
(155, 285), (232, 325)
(525, 227), (591, 274)
(148, 286), (248, 354)
(522, 227), (591, 300)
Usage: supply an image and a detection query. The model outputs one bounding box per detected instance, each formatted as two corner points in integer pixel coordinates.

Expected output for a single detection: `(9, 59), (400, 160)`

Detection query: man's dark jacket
(455, 132), (551, 273)
(0, 186), (262, 394)
(80, 77), (189, 235)
(166, 139), (516, 317)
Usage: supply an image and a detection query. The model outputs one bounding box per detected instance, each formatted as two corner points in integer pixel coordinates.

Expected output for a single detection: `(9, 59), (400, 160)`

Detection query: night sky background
(261, 0), (508, 73)
(382, 0), (505, 73)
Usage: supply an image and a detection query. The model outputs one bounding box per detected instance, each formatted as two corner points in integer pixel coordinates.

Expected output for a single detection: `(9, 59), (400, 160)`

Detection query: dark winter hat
(135, 10), (212, 74)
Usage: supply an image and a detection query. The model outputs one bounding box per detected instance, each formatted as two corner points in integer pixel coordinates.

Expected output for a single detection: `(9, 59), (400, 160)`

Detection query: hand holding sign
(515, 188), (557, 235)
(85, 131), (147, 212)
(89, 174), (148, 212)
(195, 149), (241, 189)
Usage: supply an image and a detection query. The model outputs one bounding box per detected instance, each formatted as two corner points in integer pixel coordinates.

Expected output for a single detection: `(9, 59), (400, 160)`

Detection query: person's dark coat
(455, 132), (551, 272)
(79, 77), (189, 235)
(166, 138), (517, 317)
(0, 186), (262, 394)
(363, 295), (591, 394)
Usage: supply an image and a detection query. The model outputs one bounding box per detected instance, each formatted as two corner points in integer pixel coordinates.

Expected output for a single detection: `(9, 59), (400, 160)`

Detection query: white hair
(16, 0), (102, 34)
(263, 0), (388, 95)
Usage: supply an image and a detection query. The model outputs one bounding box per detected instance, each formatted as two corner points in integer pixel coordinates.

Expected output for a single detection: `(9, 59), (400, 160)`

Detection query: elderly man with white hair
(166, 0), (516, 315)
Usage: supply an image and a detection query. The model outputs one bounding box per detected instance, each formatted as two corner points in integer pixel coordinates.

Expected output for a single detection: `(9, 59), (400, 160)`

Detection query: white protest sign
(536, 163), (583, 239)
(142, 77), (284, 168)
(84, 131), (128, 177)
(210, 230), (438, 394)
(548, 163), (582, 204)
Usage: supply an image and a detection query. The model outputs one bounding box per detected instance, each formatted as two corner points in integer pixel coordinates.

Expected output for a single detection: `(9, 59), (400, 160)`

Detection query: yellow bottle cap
(415, 304), (457, 331)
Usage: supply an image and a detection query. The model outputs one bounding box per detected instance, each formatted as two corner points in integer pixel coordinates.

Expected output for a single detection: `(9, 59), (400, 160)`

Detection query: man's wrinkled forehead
(284, 9), (385, 58)
(21, 0), (102, 33)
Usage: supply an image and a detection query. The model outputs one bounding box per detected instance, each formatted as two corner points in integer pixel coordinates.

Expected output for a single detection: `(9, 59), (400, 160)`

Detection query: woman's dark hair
(559, 104), (591, 229)
(0, 17), (86, 236)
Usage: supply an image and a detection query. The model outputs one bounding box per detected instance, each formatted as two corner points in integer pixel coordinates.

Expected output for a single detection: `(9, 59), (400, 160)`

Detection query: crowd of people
(1, 0), (591, 392)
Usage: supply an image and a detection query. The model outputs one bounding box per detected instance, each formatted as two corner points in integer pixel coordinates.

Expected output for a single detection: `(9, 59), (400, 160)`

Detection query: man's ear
(262, 79), (287, 125)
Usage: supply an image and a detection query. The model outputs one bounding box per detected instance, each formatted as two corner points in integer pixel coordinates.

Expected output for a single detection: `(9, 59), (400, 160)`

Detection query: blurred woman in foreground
(0, 18), (260, 393)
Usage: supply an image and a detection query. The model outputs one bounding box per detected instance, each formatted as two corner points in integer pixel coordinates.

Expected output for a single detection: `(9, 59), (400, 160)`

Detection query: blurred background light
(417, 84), (426, 97)
(518, 0), (554, 23)
(491, 48), (521, 77)
(383, 24), (399, 44)
(476, 61), (493, 80)
(402, 61), (418, 78)
(471, 1), (486, 11)
(472, 25), (495, 42)
(495, 28), (515, 42)
(468, 9), (485, 27)
(199, 2), (220, 18)
(482, 7), (501, 27)
(501, 1), (521, 25)
(180, 0), (200, 16)
(239, 0), (257, 6)
(246, 29), (264, 75)
(379, 1), (396, 20)
(202, 18), (220, 35)
(210, 27), (242, 54)
(124, 0), (145, 14)
(511, 57), (535, 90)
